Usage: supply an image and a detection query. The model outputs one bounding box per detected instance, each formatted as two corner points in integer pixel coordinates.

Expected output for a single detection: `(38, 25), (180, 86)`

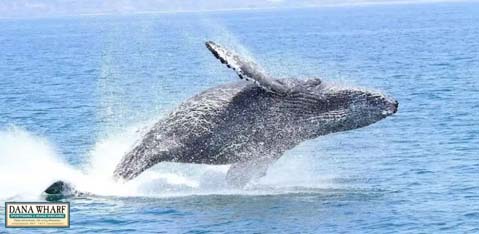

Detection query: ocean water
(1, 2), (478, 233)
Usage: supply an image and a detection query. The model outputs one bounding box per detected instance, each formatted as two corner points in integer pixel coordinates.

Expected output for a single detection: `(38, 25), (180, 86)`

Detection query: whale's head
(286, 78), (398, 137)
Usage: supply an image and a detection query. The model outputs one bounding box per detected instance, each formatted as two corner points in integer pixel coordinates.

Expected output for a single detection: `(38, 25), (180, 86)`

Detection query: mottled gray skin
(114, 78), (398, 185)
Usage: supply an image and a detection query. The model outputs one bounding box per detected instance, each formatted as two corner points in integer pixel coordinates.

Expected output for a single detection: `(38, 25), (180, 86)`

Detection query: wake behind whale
(44, 41), (397, 196)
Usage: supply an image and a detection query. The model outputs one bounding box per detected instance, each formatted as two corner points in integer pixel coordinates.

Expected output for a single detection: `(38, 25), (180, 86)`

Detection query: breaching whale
(44, 41), (397, 195)
(112, 41), (398, 186)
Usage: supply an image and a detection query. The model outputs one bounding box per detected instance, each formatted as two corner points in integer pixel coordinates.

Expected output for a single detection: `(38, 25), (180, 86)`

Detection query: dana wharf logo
(5, 202), (70, 228)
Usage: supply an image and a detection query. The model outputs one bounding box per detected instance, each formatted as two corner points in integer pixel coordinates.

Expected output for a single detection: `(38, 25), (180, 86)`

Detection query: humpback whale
(112, 41), (398, 187)
(44, 41), (397, 195)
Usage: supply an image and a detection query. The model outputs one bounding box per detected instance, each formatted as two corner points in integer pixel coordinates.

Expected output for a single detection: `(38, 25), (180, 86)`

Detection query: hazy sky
(0, 0), (471, 18)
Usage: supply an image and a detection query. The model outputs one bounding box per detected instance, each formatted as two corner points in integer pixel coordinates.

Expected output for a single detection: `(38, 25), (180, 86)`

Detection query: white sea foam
(0, 127), (81, 201)
(0, 123), (338, 201)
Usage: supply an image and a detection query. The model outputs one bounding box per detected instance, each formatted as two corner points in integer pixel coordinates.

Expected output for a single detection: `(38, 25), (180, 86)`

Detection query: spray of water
(0, 126), (81, 201)
(0, 122), (338, 201)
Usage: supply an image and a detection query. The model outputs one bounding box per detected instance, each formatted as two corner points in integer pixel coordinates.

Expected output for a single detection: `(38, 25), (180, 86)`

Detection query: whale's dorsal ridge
(205, 41), (289, 95)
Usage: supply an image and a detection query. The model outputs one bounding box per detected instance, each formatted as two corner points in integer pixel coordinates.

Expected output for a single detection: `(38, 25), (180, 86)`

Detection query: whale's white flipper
(205, 41), (289, 95)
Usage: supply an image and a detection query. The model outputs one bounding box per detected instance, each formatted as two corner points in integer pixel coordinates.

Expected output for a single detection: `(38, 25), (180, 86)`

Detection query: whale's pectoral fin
(226, 158), (275, 188)
(205, 41), (289, 95)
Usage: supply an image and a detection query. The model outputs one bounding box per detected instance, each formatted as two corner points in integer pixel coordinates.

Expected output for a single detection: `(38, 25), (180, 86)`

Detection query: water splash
(0, 126), (81, 201)
(0, 123), (338, 201)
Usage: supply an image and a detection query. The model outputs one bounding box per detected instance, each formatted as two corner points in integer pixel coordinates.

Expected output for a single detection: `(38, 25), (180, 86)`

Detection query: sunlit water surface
(0, 2), (478, 233)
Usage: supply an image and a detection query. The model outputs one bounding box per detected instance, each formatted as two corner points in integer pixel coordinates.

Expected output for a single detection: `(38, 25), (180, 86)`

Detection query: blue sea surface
(1, 2), (478, 233)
